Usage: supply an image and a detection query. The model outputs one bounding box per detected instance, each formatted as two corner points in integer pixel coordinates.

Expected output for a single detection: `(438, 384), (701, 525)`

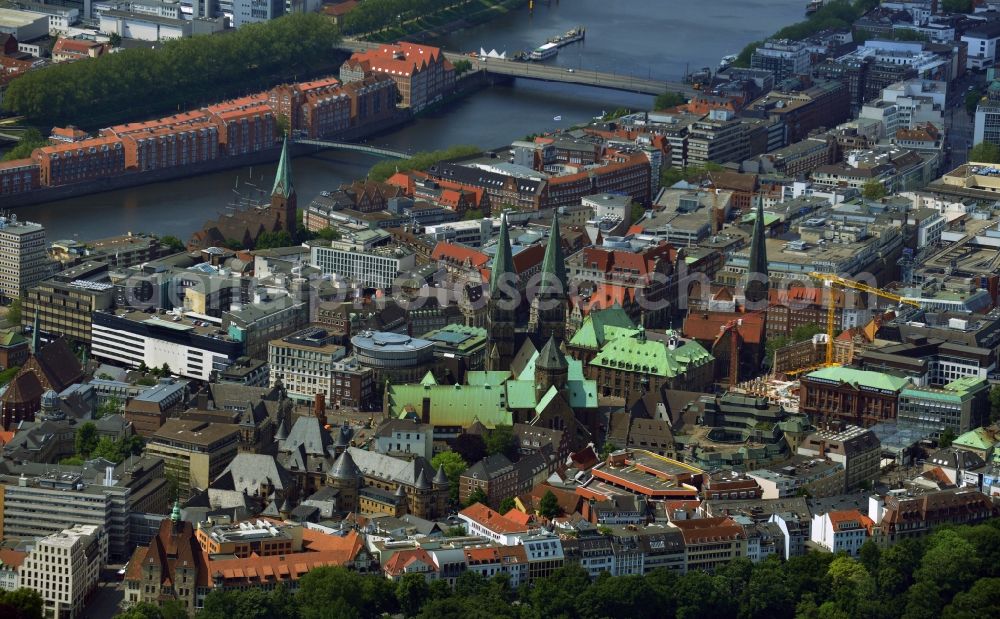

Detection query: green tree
(861, 180), (887, 201)
(95, 396), (122, 419)
(368, 145), (481, 182)
(396, 572), (430, 617)
(599, 441), (616, 460)
(254, 230), (295, 250)
(465, 486), (488, 507)
(654, 92), (687, 109)
(160, 362), (171, 376)
(970, 141), (1000, 164)
(1, 130), (48, 162)
(0, 366), (20, 387)
(539, 489), (560, 519)
(91, 437), (124, 463)
(75, 422), (98, 457)
(966, 90), (984, 116)
(296, 566), (397, 619)
(159, 235), (185, 252)
(431, 450), (468, 503)
(59, 456), (85, 466)
(0, 588), (43, 619)
(530, 565), (591, 618)
(3, 13), (343, 127)
(7, 297), (22, 325)
(108, 32), (122, 47)
(943, 577), (1000, 619)
(939, 427), (957, 448)
(453, 59), (473, 75)
(905, 529), (982, 619)
(444, 525), (466, 537)
(498, 497), (516, 513)
(484, 425), (518, 460)
(452, 432), (486, 464)
(990, 385), (1000, 423)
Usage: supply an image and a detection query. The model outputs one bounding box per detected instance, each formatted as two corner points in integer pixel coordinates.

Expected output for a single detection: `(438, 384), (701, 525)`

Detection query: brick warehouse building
(340, 42), (455, 112)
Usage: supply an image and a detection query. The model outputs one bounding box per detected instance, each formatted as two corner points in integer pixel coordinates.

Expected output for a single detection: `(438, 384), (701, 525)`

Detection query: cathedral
(384, 213), (599, 449)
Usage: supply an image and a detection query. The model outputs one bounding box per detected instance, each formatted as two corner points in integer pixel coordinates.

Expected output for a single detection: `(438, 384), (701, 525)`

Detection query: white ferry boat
(530, 42), (559, 61)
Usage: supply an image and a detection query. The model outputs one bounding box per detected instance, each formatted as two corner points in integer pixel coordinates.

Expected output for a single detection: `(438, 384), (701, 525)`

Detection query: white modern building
(91, 309), (243, 381)
(751, 39), (811, 81)
(809, 510), (873, 556)
(424, 218), (496, 247)
(962, 22), (1000, 70)
(374, 419), (434, 460)
(19, 524), (103, 619)
(267, 326), (346, 402)
(0, 216), (48, 301)
(99, 9), (190, 41)
(974, 101), (1000, 147)
(309, 239), (415, 289)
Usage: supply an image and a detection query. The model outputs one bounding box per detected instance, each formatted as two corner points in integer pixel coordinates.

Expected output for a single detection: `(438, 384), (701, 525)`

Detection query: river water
(12, 0), (806, 242)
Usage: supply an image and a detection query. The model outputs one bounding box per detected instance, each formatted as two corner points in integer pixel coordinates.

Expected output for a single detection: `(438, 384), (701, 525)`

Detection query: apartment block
(19, 524), (103, 619)
(32, 137), (125, 186)
(0, 159), (39, 197)
(205, 95), (276, 157)
(146, 419), (240, 499)
(0, 216), (48, 301)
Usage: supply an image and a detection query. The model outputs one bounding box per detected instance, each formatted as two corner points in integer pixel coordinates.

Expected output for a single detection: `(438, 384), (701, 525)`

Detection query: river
(12, 0), (807, 242)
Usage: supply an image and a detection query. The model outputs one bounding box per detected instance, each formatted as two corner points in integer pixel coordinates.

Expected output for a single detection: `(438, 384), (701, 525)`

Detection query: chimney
(421, 397), (431, 424)
(313, 394), (326, 423)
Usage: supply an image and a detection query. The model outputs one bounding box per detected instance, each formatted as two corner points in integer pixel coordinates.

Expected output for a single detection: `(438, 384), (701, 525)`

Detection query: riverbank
(367, 0), (528, 44)
(2, 111), (414, 209)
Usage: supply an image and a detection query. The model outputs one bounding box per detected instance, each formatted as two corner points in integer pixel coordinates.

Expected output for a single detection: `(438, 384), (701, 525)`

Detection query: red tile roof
(683, 311), (765, 345)
(459, 503), (530, 535)
(383, 548), (435, 577)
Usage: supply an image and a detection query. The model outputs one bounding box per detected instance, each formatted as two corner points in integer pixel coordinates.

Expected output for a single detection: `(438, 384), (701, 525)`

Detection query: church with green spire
(484, 210), (570, 373)
(744, 198), (769, 307)
(271, 135), (297, 238)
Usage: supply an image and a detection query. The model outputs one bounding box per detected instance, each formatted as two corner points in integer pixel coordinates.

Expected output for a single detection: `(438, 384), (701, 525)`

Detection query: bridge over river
(337, 40), (693, 97)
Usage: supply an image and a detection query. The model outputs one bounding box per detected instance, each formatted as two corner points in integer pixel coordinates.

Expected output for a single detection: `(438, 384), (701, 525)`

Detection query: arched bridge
(294, 138), (409, 159)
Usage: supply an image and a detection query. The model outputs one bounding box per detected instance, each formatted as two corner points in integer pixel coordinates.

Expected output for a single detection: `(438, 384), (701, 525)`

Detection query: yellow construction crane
(808, 272), (921, 366)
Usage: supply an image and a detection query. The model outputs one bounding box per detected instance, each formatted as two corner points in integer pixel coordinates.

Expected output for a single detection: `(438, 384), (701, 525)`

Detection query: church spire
(31, 309), (40, 354)
(489, 212), (515, 298)
(538, 212), (567, 296)
(271, 136), (294, 199)
(745, 198), (769, 305)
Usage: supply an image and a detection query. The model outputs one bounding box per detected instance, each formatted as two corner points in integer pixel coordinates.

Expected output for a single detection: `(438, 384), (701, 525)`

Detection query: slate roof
(213, 453), (293, 494)
(347, 447), (435, 487)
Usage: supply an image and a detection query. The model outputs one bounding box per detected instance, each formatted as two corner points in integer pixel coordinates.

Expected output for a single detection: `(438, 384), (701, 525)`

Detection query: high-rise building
(19, 524), (103, 619)
(750, 39), (811, 82)
(974, 102), (1000, 148)
(0, 215), (48, 302)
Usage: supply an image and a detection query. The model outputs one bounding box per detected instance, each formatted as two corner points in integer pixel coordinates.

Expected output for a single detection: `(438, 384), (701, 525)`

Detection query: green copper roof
(0, 330), (25, 347)
(901, 376), (987, 403)
(271, 136), (294, 199)
(387, 382), (513, 428)
(489, 213), (516, 297)
(589, 331), (713, 378)
(466, 371), (511, 387)
(740, 211), (781, 227)
(806, 367), (909, 392)
(538, 212), (567, 295)
(944, 376), (989, 395)
(568, 306), (638, 350)
(952, 428), (996, 451)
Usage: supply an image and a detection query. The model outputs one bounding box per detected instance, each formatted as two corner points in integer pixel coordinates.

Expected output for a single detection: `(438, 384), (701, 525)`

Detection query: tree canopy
(970, 141), (1000, 164)
(430, 450), (468, 503)
(368, 145), (481, 183)
(115, 517), (1000, 619)
(3, 13), (341, 127)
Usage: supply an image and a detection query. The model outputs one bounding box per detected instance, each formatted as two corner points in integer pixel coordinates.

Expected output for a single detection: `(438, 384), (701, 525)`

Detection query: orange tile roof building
(0, 159), (39, 196)
(32, 137), (125, 187)
(205, 95), (276, 157)
(125, 511), (371, 612)
(340, 42), (455, 111)
(670, 516), (747, 572)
